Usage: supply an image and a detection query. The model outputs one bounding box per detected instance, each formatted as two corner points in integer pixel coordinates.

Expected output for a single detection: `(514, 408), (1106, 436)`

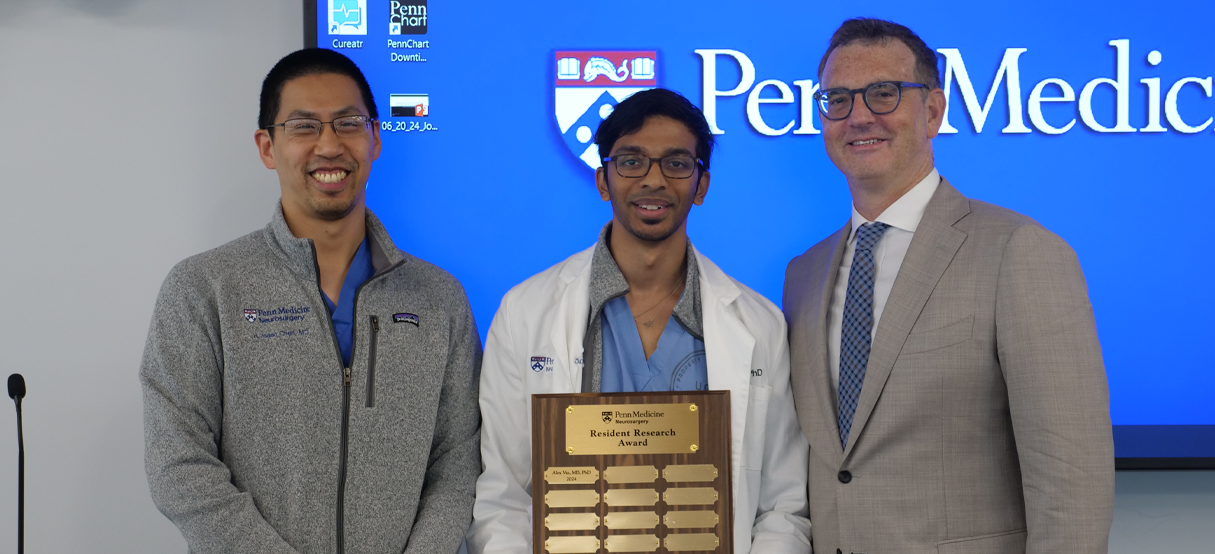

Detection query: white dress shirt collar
(848, 168), (941, 241)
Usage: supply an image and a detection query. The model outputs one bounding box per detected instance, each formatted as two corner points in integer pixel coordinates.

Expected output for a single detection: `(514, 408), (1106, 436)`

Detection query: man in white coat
(467, 88), (811, 554)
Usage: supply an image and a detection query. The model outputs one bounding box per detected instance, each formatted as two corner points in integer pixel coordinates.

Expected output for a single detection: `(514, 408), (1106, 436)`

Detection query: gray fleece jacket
(141, 205), (481, 554)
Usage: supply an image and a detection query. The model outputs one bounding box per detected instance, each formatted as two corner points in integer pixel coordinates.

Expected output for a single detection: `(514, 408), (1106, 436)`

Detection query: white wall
(0, 0), (296, 551)
(0, 1), (1211, 552)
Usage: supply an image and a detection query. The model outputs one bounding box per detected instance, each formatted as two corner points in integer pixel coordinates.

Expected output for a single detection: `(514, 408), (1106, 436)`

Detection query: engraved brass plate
(545, 489), (600, 508)
(604, 465), (658, 484)
(544, 466), (600, 485)
(663, 510), (719, 528)
(545, 513), (601, 531)
(663, 464), (718, 483)
(603, 488), (658, 506)
(604, 511), (659, 529)
(664, 533), (720, 551)
(545, 535), (600, 553)
(662, 487), (718, 505)
(565, 403), (699, 455)
(604, 534), (659, 552)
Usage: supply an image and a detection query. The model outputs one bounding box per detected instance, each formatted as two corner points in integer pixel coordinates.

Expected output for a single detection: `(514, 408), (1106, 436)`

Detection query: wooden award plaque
(532, 391), (732, 554)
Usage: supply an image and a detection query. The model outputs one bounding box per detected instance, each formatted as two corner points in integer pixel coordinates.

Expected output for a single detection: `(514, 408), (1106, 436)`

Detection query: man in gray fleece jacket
(140, 49), (481, 554)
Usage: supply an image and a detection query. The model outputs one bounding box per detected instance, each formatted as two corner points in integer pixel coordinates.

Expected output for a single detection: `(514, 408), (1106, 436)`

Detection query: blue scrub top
(600, 295), (708, 393)
(321, 237), (376, 368)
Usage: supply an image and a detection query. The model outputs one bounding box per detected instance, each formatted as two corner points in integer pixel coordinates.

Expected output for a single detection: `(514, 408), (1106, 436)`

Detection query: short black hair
(594, 88), (716, 171)
(818, 18), (941, 88)
(258, 48), (378, 133)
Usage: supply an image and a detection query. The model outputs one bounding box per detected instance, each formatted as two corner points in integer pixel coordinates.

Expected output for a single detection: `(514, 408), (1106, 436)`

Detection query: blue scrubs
(321, 237), (376, 367)
(600, 295), (708, 393)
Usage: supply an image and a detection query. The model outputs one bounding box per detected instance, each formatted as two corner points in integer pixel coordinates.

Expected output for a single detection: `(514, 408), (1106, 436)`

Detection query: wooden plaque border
(532, 391), (733, 554)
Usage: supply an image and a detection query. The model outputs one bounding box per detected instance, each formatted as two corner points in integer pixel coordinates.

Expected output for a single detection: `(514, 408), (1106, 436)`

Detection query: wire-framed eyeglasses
(601, 154), (702, 179)
(263, 115), (375, 139)
(813, 81), (930, 120)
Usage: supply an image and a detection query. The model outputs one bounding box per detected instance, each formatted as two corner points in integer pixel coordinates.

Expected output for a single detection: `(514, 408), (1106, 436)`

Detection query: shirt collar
(588, 222), (703, 340)
(848, 168), (940, 241)
(266, 203), (404, 277)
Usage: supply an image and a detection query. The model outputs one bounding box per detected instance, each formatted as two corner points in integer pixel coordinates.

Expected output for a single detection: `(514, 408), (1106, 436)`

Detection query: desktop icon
(391, 94), (429, 117)
(389, 1), (428, 35)
(329, 0), (367, 35)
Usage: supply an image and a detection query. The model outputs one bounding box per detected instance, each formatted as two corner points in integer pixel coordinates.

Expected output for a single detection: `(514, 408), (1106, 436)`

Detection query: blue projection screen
(305, 1), (1215, 467)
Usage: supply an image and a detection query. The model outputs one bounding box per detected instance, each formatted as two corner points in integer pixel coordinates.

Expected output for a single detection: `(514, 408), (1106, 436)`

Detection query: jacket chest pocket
(901, 315), (974, 355)
(362, 313), (446, 409)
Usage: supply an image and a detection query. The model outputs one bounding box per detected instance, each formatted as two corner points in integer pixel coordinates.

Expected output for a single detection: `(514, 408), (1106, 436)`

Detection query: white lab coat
(468, 244), (811, 554)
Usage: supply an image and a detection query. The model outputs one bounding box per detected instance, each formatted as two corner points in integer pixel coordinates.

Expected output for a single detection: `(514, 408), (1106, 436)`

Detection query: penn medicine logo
(243, 309), (258, 323)
(554, 51), (657, 169)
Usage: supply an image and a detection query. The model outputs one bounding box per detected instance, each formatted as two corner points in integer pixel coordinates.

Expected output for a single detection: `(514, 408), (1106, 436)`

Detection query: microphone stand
(8, 374), (23, 554)
(14, 394), (22, 554)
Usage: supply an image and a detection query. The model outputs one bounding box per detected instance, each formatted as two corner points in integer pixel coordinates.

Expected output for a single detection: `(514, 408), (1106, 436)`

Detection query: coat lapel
(694, 248), (753, 496)
(842, 179), (970, 460)
(550, 247), (594, 391)
(800, 224), (850, 465)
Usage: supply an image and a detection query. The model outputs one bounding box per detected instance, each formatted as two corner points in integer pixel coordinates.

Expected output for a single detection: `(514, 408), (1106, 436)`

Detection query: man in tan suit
(784, 18), (1115, 554)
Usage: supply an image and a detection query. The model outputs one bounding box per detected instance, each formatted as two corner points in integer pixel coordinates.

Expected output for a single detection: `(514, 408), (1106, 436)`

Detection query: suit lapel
(798, 223), (850, 465)
(842, 179), (970, 460)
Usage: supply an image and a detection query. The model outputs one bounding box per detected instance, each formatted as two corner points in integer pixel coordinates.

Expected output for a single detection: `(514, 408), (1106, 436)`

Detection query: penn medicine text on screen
(698, 40), (1213, 136)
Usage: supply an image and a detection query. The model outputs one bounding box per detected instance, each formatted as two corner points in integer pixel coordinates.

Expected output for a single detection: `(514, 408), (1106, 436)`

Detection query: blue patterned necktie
(838, 222), (890, 449)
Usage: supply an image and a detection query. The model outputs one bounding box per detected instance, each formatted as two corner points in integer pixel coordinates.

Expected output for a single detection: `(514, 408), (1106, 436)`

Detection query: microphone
(8, 374), (23, 554)
(7, 375), (24, 403)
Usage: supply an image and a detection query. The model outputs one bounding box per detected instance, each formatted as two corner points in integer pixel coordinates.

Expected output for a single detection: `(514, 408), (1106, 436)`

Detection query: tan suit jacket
(783, 179), (1114, 554)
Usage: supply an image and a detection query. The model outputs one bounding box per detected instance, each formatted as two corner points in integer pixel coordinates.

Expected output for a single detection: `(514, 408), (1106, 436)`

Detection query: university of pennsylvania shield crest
(553, 50), (658, 169)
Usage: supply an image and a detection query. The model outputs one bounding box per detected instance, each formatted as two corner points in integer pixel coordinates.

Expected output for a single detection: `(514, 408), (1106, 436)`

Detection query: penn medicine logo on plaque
(554, 51), (657, 169)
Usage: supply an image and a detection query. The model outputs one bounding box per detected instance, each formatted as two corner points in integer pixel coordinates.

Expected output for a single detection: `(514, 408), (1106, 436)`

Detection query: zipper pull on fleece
(343, 367), (352, 387)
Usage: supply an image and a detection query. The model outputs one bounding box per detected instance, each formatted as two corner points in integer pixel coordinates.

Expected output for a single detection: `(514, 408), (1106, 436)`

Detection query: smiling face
(255, 72), (381, 223)
(595, 116), (710, 243)
(820, 40), (945, 202)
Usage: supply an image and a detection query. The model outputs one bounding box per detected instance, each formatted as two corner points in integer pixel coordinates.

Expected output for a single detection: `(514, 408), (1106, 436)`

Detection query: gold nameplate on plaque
(664, 533), (720, 551)
(604, 511), (659, 529)
(565, 403), (699, 455)
(663, 487), (718, 505)
(603, 488), (658, 506)
(544, 467), (599, 485)
(545, 536), (600, 553)
(604, 534), (659, 552)
(663, 464), (718, 482)
(545, 490), (600, 508)
(545, 513), (600, 531)
(604, 465), (658, 483)
(663, 510), (719, 528)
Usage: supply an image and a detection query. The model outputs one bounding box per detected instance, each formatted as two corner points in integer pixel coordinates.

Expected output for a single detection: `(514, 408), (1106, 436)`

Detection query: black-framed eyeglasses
(263, 115), (376, 139)
(813, 81), (930, 120)
(602, 154), (702, 179)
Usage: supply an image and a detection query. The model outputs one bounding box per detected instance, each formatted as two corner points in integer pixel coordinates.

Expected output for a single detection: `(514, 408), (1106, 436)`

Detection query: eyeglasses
(813, 81), (930, 120)
(602, 154), (701, 179)
(263, 115), (375, 139)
